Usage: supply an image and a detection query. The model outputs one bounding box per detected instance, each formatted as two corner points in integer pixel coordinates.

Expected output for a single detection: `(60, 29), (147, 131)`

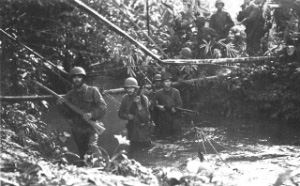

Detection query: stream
(42, 77), (300, 185)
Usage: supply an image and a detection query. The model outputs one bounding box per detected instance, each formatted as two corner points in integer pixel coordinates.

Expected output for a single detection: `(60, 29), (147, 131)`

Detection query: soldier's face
(228, 31), (235, 42)
(154, 81), (161, 88)
(216, 3), (224, 10)
(125, 87), (136, 96)
(72, 75), (84, 88)
(163, 79), (172, 90)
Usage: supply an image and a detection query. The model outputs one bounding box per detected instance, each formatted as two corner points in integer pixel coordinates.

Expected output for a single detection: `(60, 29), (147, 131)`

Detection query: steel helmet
(180, 47), (192, 59)
(215, 0), (224, 6)
(195, 16), (206, 26)
(161, 72), (172, 81)
(153, 74), (162, 82)
(124, 77), (139, 88)
(69, 66), (86, 76)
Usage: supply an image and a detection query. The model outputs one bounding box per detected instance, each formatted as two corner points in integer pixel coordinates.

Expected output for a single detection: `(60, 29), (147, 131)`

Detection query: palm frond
(199, 39), (212, 54)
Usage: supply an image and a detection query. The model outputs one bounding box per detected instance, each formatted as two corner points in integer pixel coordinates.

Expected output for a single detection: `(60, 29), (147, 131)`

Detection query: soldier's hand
(57, 97), (66, 105)
(171, 107), (176, 113)
(157, 105), (165, 112)
(133, 96), (141, 103)
(127, 114), (134, 120)
(83, 113), (92, 121)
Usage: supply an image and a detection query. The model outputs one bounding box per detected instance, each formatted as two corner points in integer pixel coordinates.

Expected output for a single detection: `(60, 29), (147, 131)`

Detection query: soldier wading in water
(153, 72), (183, 138)
(118, 77), (152, 149)
(57, 67), (107, 161)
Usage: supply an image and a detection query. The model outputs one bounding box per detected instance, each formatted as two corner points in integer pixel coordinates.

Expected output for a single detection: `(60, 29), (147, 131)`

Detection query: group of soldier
(57, 66), (183, 161)
(55, 0), (269, 163)
(186, 0), (267, 59)
(118, 71), (183, 147)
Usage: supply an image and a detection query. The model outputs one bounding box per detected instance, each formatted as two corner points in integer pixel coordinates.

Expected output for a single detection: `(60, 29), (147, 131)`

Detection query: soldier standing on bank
(210, 0), (234, 39)
(57, 66), (107, 160)
(237, 0), (265, 55)
(118, 77), (151, 148)
(210, 0), (234, 40)
(153, 72), (183, 138)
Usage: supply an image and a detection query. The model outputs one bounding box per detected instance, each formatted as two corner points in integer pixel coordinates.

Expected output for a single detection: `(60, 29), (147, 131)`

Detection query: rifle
(33, 80), (106, 135)
(130, 72), (151, 125)
(174, 107), (199, 115)
(164, 106), (199, 115)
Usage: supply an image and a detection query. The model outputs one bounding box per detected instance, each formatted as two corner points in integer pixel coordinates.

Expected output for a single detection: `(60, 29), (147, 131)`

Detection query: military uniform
(210, 10), (234, 39)
(59, 67), (107, 159)
(210, 0), (234, 40)
(153, 87), (183, 137)
(118, 77), (151, 147)
(148, 74), (162, 136)
(237, 1), (265, 55)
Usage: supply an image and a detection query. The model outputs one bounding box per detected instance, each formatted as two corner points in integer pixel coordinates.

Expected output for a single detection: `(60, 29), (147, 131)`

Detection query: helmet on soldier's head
(69, 67), (86, 77)
(124, 77), (139, 88)
(215, 0), (225, 6)
(153, 74), (162, 82)
(195, 16), (206, 26)
(161, 72), (172, 81)
(180, 47), (192, 59)
(229, 25), (246, 39)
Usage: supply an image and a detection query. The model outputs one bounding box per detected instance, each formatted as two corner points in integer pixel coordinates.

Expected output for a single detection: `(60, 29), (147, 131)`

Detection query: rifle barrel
(33, 80), (105, 134)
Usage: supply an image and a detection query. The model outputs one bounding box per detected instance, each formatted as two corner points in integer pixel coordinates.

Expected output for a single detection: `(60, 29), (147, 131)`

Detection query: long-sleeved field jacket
(59, 84), (107, 128)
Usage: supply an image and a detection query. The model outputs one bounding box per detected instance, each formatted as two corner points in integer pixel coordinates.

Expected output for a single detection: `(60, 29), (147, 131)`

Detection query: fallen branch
(226, 152), (290, 162)
(0, 178), (19, 186)
(0, 75), (226, 101)
(162, 56), (276, 65)
(0, 95), (64, 101)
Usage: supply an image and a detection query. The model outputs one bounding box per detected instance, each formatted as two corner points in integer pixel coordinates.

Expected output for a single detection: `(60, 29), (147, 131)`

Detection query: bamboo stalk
(111, 0), (168, 59)
(0, 95), (64, 101)
(1, 75), (225, 101)
(162, 56), (276, 65)
(69, 0), (163, 63)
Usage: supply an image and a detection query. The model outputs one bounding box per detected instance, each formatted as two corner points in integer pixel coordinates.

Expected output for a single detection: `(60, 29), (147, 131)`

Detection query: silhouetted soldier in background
(210, 0), (234, 40)
(237, 0), (265, 55)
